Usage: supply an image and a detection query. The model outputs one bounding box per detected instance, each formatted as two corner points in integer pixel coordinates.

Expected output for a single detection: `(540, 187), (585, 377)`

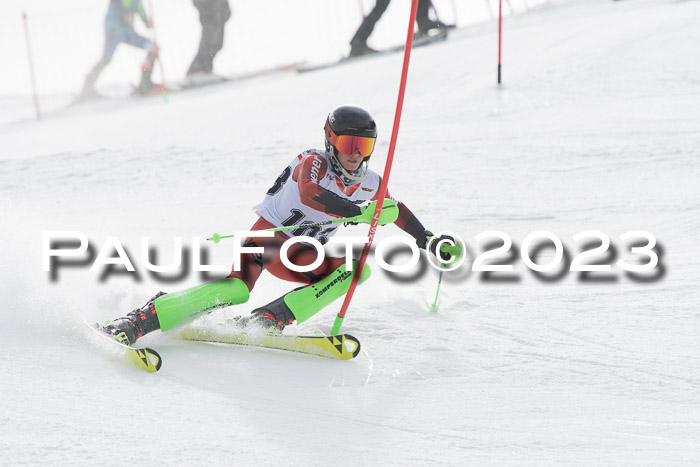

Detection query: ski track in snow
(2, 0), (700, 464)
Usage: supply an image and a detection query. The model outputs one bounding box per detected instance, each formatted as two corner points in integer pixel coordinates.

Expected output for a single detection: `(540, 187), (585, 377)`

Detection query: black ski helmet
(324, 105), (377, 185)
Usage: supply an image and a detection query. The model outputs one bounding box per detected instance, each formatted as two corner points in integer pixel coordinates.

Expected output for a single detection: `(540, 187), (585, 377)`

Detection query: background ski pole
(484, 0), (494, 20)
(358, 0), (366, 19)
(22, 10), (41, 120)
(498, 0), (502, 85)
(505, 0), (514, 15)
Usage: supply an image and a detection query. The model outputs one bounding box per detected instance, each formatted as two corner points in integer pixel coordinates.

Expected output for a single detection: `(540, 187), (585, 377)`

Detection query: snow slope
(1, 0), (699, 464)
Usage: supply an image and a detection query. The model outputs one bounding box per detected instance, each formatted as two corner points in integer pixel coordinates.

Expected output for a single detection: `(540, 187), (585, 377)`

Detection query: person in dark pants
(350, 0), (454, 57)
(186, 0), (231, 84)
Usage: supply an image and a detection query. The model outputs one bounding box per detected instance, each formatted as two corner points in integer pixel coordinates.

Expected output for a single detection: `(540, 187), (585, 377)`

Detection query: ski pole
(358, 0), (366, 20)
(484, 0), (494, 20)
(207, 215), (362, 243)
(427, 235), (462, 312)
(428, 0), (453, 25)
(22, 10), (41, 120)
(429, 270), (444, 313)
(505, 0), (514, 15)
(429, 0), (441, 23)
(498, 0), (502, 85)
(208, 200), (398, 243)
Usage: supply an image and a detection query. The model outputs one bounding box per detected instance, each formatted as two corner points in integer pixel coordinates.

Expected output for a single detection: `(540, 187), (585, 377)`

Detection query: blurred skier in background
(102, 105), (461, 345)
(81, 0), (158, 98)
(185, 0), (231, 86)
(350, 0), (454, 57)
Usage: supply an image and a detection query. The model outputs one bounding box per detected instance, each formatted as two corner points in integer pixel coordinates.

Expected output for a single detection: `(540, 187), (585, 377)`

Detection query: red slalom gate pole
(147, 0), (168, 101)
(498, 0), (502, 85)
(22, 11), (41, 120)
(330, 0), (419, 336)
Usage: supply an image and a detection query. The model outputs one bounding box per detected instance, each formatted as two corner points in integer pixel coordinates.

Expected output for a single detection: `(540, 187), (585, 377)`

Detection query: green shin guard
(154, 278), (250, 331)
(286, 261), (371, 324)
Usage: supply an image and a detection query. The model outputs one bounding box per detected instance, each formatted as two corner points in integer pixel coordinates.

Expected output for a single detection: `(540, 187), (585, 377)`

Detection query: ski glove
(352, 199), (399, 226)
(421, 231), (464, 267)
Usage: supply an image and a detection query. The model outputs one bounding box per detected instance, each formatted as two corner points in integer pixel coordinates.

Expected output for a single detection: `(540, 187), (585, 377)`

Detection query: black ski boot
(349, 41), (378, 58)
(103, 292), (166, 345)
(416, 19), (455, 36)
(237, 295), (297, 333)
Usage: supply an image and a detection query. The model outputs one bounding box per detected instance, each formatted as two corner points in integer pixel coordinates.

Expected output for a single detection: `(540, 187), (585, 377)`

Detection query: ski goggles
(325, 123), (376, 158)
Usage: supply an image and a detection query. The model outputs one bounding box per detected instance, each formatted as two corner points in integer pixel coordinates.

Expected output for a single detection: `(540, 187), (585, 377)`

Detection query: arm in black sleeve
(311, 191), (362, 218)
(395, 202), (432, 248)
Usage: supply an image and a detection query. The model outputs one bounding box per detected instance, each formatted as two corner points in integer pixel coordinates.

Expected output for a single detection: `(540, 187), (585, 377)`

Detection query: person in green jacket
(81, 0), (159, 98)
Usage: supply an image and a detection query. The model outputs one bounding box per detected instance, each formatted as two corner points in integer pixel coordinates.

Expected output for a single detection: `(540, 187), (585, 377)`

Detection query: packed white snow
(1, 0), (699, 464)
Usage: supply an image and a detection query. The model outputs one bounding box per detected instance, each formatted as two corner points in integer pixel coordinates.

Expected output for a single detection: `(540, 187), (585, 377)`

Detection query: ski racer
(81, 0), (159, 98)
(103, 105), (460, 345)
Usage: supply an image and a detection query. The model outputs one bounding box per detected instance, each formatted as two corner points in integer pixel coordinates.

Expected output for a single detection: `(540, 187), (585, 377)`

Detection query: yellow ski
(180, 327), (361, 360)
(88, 322), (162, 372)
